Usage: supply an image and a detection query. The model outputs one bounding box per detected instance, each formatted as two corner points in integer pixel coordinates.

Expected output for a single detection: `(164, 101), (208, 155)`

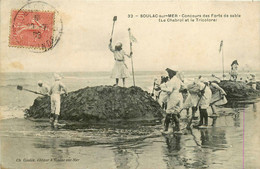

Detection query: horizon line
(1, 69), (260, 73)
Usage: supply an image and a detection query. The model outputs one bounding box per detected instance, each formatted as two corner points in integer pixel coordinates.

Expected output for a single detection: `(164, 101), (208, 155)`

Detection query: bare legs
(164, 114), (180, 132)
(50, 113), (59, 126)
(122, 78), (125, 87)
(162, 102), (167, 111)
(50, 113), (55, 123)
(199, 107), (208, 126)
(211, 105), (216, 114)
(114, 78), (126, 87)
(54, 114), (59, 125)
(114, 78), (119, 86)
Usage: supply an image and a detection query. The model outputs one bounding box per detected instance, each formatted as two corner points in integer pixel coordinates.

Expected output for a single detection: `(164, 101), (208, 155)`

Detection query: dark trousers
(162, 102), (167, 110)
(192, 107), (197, 117)
(164, 114), (180, 131)
(199, 107), (208, 125)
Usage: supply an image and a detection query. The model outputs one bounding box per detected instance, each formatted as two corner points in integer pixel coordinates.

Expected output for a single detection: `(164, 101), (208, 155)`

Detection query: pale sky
(0, 0), (259, 72)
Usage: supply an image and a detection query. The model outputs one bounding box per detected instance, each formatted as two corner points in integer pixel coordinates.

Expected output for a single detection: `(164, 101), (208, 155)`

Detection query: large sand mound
(219, 80), (260, 99)
(25, 86), (164, 122)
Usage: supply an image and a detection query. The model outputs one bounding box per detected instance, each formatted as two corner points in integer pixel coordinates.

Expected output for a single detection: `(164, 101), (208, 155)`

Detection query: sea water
(0, 71), (260, 169)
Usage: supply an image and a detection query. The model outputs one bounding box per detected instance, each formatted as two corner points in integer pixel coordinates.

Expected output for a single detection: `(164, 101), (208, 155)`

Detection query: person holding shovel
(199, 77), (227, 117)
(160, 69), (184, 134)
(32, 80), (50, 106)
(207, 81), (227, 116)
(49, 74), (68, 126)
(109, 39), (133, 87)
(37, 80), (49, 96)
(184, 79), (212, 127)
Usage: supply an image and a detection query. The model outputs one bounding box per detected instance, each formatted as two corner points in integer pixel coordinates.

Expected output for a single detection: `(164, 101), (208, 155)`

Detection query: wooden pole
(130, 42), (135, 86)
(222, 44), (224, 80)
(128, 28), (135, 86)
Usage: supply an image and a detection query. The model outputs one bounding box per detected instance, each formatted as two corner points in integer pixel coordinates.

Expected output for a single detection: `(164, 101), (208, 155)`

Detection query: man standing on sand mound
(37, 80), (49, 96)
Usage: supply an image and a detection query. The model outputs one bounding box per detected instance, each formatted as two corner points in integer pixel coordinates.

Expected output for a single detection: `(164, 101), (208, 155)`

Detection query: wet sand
(1, 100), (260, 169)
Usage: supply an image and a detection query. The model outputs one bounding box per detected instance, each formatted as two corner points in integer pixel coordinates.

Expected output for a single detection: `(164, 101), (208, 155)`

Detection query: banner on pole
(129, 31), (137, 43)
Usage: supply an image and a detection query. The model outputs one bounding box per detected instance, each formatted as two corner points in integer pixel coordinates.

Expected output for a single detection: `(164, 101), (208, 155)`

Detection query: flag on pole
(219, 40), (223, 53)
(129, 31), (137, 43)
(128, 28), (136, 86)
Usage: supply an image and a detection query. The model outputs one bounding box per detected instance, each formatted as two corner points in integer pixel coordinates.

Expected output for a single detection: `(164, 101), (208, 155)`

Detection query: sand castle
(25, 86), (164, 122)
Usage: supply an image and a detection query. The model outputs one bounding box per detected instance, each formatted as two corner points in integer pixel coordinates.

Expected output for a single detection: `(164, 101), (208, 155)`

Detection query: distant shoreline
(1, 70), (260, 73)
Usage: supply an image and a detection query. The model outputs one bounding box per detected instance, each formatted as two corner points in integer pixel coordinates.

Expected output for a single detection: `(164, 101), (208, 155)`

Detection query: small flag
(129, 31), (137, 43)
(219, 40), (223, 53)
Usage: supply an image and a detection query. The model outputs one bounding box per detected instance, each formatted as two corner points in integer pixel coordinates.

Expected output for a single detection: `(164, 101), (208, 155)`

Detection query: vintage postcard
(0, 0), (259, 168)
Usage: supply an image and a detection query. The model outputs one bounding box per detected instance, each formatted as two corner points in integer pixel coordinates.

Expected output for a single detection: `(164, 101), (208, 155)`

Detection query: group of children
(36, 40), (256, 129)
(107, 40), (257, 91)
(230, 60), (257, 90)
(153, 68), (227, 134)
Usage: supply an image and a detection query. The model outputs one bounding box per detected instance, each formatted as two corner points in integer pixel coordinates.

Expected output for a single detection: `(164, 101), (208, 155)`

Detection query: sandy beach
(0, 72), (260, 169)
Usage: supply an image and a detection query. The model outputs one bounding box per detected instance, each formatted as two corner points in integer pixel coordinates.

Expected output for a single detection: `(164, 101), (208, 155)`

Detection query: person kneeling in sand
(49, 74), (68, 126)
(109, 39), (133, 87)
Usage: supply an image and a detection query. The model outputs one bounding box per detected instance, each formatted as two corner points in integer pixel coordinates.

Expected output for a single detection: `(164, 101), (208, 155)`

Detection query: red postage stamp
(9, 10), (55, 49)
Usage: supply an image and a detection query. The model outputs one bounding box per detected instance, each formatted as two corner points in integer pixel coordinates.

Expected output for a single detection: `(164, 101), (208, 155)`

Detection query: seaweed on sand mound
(218, 80), (260, 99)
(25, 86), (164, 122)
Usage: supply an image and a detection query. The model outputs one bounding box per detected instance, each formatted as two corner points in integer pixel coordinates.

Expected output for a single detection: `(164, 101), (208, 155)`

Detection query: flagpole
(130, 46), (136, 86)
(128, 28), (135, 86)
(222, 43), (224, 80)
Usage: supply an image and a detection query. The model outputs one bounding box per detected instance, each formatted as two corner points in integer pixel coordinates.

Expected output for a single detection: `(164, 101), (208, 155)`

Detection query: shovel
(110, 16), (117, 39)
(17, 85), (47, 96)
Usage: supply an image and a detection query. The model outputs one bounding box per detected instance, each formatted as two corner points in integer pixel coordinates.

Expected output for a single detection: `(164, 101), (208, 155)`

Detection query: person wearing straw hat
(160, 68), (184, 134)
(37, 80), (49, 97)
(109, 40), (133, 87)
(49, 73), (68, 126)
